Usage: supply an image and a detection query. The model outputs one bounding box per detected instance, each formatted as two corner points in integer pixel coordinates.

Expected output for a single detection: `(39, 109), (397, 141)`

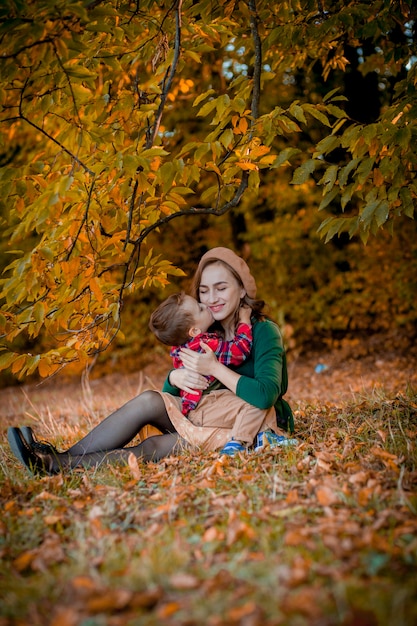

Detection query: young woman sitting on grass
(8, 247), (295, 474)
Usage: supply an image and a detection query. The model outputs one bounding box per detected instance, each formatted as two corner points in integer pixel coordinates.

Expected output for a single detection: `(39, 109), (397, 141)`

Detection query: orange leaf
(203, 526), (224, 542)
(71, 575), (98, 596)
(285, 489), (299, 504)
(87, 589), (132, 613)
(284, 528), (309, 546)
(50, 607), (80, 626)
(316, 485), (339, 506)
(227, 520), (256, 546)
(157, 602), (181, 619)
(370, 447), (398, 460)
(373, 168), (385, 187)
(227, 602), (258, 621)
(13, 550), (36, 572)
(128, 452), (141, 481)
(43, 515), (62, 525)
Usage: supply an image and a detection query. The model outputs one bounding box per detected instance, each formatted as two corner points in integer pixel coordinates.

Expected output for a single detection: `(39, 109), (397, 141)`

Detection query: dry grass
(1, 354), (417, 625)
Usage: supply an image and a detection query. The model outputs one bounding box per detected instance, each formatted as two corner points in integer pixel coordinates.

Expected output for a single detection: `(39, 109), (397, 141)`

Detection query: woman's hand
(169, 367), (209, 395)
(179, 342), (218, 377)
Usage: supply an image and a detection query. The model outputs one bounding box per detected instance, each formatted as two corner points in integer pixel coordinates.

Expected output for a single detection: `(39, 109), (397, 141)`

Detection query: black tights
(53, 390), (180, 471)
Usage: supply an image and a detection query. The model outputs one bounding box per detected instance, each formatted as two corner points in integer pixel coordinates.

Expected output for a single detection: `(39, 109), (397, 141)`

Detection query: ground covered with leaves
(1, 339), (416, 626)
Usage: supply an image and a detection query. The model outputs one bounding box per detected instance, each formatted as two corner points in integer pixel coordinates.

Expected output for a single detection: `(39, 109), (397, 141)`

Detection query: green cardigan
(162, 318), (294, 433)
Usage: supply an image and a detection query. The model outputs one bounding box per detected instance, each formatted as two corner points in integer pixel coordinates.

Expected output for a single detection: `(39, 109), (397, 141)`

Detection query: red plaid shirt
(170, 322), (253, 416)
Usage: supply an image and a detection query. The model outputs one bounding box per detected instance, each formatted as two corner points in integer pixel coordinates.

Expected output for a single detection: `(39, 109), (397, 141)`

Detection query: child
(149, 292), (252, 416)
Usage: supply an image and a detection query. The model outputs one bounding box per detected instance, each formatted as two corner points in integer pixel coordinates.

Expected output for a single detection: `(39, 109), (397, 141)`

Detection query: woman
(7, 247), (294, 475)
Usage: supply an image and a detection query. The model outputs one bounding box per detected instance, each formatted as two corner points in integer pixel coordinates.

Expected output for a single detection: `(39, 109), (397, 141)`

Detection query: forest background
(0, 0), (416, 388)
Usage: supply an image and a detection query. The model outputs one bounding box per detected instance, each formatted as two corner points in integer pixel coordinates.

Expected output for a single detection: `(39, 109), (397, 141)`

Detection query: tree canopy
(0, 0), (416, 381)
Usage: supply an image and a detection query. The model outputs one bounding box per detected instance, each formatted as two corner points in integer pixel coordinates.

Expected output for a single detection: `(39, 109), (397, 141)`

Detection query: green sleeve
(235, 319), (286, 410)
(161, 370), (181, 396)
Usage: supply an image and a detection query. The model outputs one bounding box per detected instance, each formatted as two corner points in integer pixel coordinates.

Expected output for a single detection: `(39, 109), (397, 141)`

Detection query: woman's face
(198, 262), (245, 327)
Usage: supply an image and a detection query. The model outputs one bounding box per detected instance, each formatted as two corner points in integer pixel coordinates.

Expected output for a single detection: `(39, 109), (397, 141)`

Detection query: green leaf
(313, 135), (340, 157)
(0, 351), (16, 371)
(303, 104), (331, 127)
(197, 99), (218, 118)
(375, 200), (389, 227)
(339, 158), (361, 187)
(360, 199), (381, 225)
(319, 164), (338, 193)
(271, 148), (301, 168)
(325, 104), (347, 119)
(184, 50), (202, 64)
(193, 89), (215, 107)
(319, 187), (339, 211)
(356, 157), (375, 183)
(289, 103), (307, 124)
(64, 66), (98, 80)
(291, 159), (317, 185)
(399, 187), (415, 218)
(395, 126), (412, 150)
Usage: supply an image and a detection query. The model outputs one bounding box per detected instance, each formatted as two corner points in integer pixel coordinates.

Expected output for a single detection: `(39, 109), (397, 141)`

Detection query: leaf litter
(0, 343), (416, 625)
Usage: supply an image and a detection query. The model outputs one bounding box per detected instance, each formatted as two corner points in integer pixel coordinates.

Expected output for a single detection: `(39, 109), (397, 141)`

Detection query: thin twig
(124, 180), (139, 251)
(65, 179), (96, 260)
(147, 0), (183, 147)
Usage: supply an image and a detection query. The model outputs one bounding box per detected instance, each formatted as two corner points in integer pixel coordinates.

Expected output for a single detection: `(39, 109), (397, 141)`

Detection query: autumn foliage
(0, 0), (416, 384)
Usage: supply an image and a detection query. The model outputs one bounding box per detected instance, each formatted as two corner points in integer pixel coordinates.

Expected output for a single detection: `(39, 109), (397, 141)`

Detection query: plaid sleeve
(209, 323), (252, 366)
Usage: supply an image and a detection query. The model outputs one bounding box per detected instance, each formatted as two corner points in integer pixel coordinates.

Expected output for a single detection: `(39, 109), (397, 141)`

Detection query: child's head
(149, 292), (214, 346)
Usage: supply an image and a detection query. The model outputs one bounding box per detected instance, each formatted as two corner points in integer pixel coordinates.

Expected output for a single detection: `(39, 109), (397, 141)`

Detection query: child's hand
(238, 305), (252, 325)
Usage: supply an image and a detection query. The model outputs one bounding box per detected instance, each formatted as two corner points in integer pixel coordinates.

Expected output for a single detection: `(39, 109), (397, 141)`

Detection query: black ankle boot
(7, 427), (59, 476)
(20, 426), (59, 455)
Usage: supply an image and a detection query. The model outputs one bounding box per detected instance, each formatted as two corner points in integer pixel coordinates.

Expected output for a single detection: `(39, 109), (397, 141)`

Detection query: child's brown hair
(149, 292), (194, 346)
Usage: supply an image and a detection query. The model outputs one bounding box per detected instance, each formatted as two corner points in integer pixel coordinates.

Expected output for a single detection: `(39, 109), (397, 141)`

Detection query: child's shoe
(219, 439), (247, 456)
(254, 430), (298, 452)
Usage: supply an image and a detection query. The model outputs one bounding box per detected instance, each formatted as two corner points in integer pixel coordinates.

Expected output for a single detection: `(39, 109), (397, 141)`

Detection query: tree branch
(147, 0), (183, 147)
(248, 0), (262, 126)
(17, 76), (94, 175)
(20, 114), (94, 175)
(124, 179), (139, 251)
(65, 179), (96, 260)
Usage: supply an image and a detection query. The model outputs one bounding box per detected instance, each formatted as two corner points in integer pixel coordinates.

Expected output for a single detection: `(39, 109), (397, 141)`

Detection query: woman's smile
(209, 303), (225, 314)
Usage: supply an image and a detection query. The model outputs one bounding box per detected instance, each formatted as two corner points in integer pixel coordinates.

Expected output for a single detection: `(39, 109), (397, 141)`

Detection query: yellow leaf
(89, 277), (103, 302)
(236, 161), (258, 171)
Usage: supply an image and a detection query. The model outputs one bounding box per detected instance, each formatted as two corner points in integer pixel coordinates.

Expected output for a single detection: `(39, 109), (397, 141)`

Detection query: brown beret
(197, 247), (257, 298)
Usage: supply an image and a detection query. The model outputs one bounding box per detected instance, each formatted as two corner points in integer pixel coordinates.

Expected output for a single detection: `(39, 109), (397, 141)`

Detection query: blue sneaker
(219, 440), (247, 456)
(254, 430), (298, 452)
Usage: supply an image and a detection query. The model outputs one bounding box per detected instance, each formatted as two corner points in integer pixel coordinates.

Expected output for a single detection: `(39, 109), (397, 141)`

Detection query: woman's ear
(188, 327), (201, 338)
(240, 288), (246, 300)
